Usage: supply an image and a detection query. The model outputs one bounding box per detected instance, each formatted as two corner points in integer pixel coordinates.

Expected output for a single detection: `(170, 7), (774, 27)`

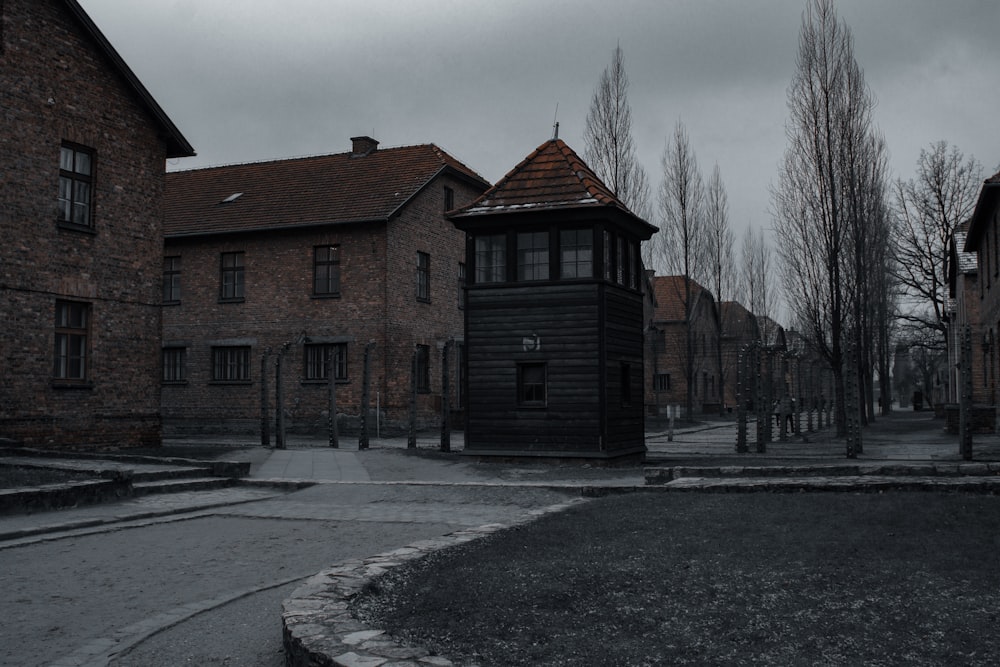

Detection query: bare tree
(740, 225), (776, 331)
(771, 0), (883, 442)
(583, 45), (652, 226)
(658, 120), (706, 416)
(894, 141), (983, 350)
(705, 164), (734, 412)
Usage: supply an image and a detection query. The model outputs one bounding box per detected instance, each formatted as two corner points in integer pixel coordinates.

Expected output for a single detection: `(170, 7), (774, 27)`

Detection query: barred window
(304, 343), (348, 381)
(654, 373), (671, 392)
(212, 346), (251, 381)
(162, 347), (186, 382)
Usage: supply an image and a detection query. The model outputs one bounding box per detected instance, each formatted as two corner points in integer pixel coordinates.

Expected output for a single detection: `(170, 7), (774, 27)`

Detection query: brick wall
(1, 0), (169, 447)
(162, 173), (482, 435)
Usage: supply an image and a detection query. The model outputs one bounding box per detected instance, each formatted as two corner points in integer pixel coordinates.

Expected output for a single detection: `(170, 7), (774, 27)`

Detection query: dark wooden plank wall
(465, 283), (603, 452)
(602, 286), (646, 452)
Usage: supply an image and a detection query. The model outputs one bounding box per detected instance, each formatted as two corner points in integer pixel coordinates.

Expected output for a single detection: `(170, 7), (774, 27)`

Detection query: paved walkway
(5, 409), (1000, 665)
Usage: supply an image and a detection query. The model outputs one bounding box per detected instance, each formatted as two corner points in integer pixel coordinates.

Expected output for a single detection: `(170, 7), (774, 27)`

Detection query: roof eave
(164, 216), (388, 240)
(63, 0), (195, 159)
(451, 202), (657, 238)
(964, 182), (1000, 252)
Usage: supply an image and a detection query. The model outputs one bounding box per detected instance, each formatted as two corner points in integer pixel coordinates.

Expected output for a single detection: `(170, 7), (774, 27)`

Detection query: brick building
(946, 221), (984, 404)
(1, 0), (194, 447)
(718, 301), (760, 410)
(648, 275), (721, 416)
(961, 171), (1000, 430)
(161, 137), (490, 435)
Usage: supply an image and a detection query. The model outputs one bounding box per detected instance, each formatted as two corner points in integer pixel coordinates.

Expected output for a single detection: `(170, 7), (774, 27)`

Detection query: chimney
(350, 136), (379, 157)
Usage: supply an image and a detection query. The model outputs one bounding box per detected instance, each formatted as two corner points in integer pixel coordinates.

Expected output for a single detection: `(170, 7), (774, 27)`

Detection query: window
(58, 144), (93, 227)
(443, 186), (455, 212)
(560, 229), (593, 279)
(621, 363), (633, 406)
(163, 256), (181, 303)
(458, 262), (466, 309)
(475, 234), (506, 283)
(604, 230), (614, 281)
(220, 252), (245, 301)
(629, 240), (639, 289)
(314, 245), (341, 296)
(416, 252), (431, 302)
(517, 231), (549, 281)
(616, 236), (626, 284)
(415, 344), (430, 393)
(54, 301), (89, 382)
(456, 342), (466, 408)
(995, 223), (999, 279)
(304, 343), (348, 381)
(654, 373), (671, 392)
(517, 362), (547, 407)
(212, 346), (251, 382)
(162, 347), (186, 383)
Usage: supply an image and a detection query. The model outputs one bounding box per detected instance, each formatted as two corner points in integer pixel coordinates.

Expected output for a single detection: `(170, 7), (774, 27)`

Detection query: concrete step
(645, 462), (1000, 485)
(658, 474), (1000, 493)
(132, 477), (236, 496)
(130, 466), (215, 482)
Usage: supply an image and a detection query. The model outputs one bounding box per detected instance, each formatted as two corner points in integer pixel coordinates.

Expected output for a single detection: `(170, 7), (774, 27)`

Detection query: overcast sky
(81, 0), (1000, 247)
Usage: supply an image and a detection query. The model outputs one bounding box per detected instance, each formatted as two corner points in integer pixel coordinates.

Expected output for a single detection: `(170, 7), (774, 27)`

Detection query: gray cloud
(82, 0), (1000, 246)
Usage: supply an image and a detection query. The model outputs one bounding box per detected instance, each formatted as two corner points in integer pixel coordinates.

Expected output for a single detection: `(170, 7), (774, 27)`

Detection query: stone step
(659, 475), (1000, 493)
(130, 466), (215, 482)
(132, 477), (236, 496)
(645, 462), (1000, 485)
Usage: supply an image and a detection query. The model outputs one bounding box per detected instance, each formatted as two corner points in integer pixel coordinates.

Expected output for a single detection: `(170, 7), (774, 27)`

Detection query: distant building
(648, 276), (721, 417)
(450, 138), (657, 460)
(718, 301), (761, 411)
(964, 172), (1000, 401)
(161, 137), (489, 434)
(945, 220), (983, 404)
(0, 0), (194, 447)
(958, 171), (1000, 431)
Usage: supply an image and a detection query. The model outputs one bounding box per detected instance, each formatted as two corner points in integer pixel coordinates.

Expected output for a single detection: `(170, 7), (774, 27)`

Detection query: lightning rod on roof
(552, 103), (560, 139)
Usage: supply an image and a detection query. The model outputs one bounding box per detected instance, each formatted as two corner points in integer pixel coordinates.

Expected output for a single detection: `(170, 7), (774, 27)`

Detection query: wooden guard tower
(449, 138), (657, 460)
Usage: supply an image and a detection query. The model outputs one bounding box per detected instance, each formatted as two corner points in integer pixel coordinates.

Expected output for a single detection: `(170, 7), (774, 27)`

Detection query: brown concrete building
(161, 138), (489, 435)
(1, 0), (194, 447)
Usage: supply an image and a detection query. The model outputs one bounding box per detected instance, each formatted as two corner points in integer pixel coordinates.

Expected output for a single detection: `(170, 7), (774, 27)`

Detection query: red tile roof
(452, 139), (653, 231)
(651, 275), (711, 322)
(164, 143), (488, 237)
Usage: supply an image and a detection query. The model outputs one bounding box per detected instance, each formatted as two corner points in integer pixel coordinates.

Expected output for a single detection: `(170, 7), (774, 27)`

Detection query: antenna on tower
(552, 103), (560, 139)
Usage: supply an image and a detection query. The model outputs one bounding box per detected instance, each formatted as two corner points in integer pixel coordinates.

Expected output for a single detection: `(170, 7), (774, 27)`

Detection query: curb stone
(282, 498), (589, 667)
